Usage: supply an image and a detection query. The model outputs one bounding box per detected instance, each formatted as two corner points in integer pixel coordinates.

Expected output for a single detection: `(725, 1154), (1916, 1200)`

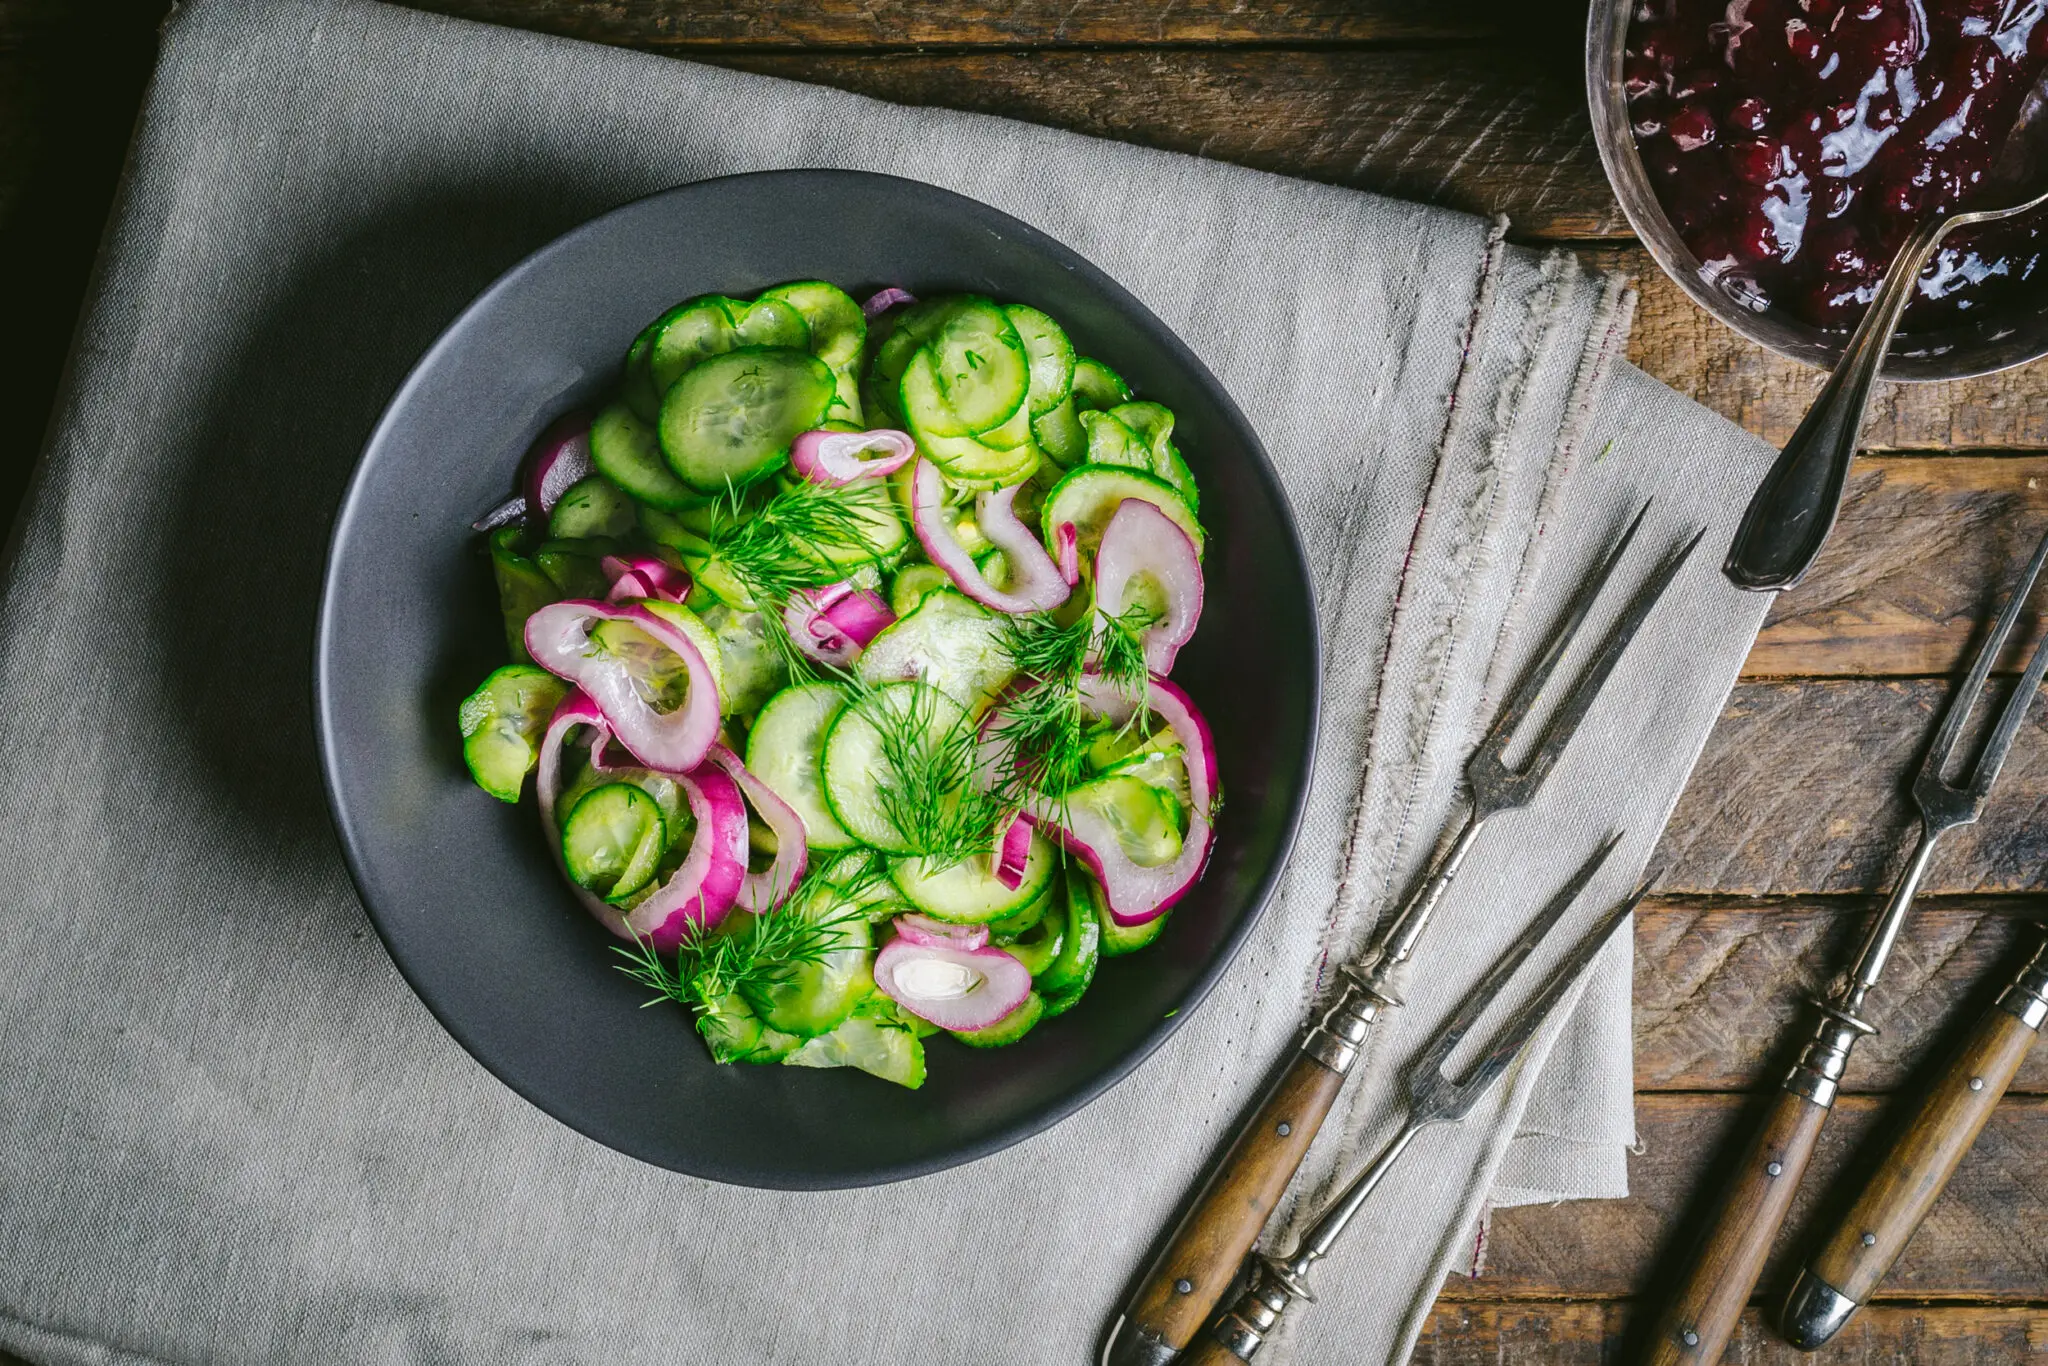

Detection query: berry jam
(1626, 0), (2048, 331)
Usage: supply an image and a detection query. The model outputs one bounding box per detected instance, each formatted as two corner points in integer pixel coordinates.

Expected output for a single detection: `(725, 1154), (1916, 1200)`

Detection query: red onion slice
(874, 935), (1033, 1031)
(523, 411), (594, 516)
(894, 914), (991, 951)
(861, 287), (917, 319)
(992, 814), (1033, 891)
(1093, 499), (1205, 674)
(909, 459), (1072, 614)
(1025, 675), (1217, 925)
(533, 692), (745, 945)
(601, 554), (692, 605)
(1053, 521), (1081, 587)
(790, 428), (916, 486)
(702, 744), (809, 912)
(472, 494), (528, 532)
(524, 599), (721, 774)
(782, 579), (897, 667)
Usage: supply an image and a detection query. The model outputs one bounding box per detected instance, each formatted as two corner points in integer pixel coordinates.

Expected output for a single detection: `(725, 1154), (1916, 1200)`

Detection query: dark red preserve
(1626, 0), (2048, 330)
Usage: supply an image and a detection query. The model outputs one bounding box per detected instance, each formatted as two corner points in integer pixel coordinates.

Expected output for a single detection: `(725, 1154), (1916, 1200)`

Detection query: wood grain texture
(1640, 1087), (1830, 1366)
(391, 0), (1505, 45)
(1634, 900), (2048, 1093)
(1122, 1053), (1347, 1351)
(1587, 245), (2048, 449)
(1744, 456), (2048, 679)
(1463, 1093), (2048, 1300)
(1656, 680), (2048, 897)
(1808, 1002), (2041, 1307)
(1414, 1302), (2048, 1364)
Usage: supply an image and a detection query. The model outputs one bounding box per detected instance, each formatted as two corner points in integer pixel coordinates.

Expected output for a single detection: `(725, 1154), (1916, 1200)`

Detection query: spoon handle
(1722, 213), (1951, 592)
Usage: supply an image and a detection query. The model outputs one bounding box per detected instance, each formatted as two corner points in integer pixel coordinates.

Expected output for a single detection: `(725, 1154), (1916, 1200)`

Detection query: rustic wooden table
(7, 1), (2048, 1361)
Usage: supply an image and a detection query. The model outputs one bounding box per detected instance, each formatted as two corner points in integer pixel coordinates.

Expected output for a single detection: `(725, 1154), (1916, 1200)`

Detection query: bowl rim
(1584, 0), (2048, 383)
(312, 167), (1323, 1187)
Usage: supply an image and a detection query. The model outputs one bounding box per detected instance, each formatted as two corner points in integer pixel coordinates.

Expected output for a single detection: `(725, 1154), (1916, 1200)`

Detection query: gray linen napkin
(0, 2), (1777, 1362)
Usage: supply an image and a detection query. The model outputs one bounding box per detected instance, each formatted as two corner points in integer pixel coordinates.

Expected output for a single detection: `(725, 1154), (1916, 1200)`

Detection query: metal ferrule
(1207, 1269), (1295, 1363)
(1782, 1000), (1877, 1107)
(1299, 974), (1386, 1074)
(1997, 940), (2048, 1031)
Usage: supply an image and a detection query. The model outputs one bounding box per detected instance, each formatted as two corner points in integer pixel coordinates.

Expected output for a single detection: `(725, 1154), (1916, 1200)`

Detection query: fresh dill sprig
(986, 600), (1156, 808)
(847, 676), (1005, 866)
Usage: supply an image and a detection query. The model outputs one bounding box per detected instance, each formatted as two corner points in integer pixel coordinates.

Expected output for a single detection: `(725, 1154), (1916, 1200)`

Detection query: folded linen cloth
(0, 3), (1777, 1363)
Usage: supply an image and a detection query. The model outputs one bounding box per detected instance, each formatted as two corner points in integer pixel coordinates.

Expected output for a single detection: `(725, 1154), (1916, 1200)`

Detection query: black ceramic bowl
(316, 170), (1317, 1189)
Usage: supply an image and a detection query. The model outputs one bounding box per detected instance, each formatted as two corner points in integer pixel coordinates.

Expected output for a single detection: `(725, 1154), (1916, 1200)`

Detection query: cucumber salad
(457, 281), (1218, 1089)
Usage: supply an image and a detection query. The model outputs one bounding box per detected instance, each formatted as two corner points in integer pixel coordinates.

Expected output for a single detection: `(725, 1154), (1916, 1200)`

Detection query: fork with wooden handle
(1778, 931), (2048, 1348)
(1639, 527), (2048, 1366)
(1100, 506), (1702, 1366)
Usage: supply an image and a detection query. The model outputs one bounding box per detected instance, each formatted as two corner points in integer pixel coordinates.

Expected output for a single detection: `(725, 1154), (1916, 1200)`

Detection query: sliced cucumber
(741, 906), (874, 1038)
(1071, 356), (1132, 411)
(988, 878), (1054, 941)
(1003, 304), (1076, 417)
(930, 299), (1030, 433)
(1107, 401), (1199, 509)
(548, 474), (638, 540)
(723, 295), (810, 351)
(634, 599), (728, 704)
(792, 482), (910, 576)
(785, 1014), (925, 1088)
(1000, 909), (1065, 976)
(747, 682), (858, 850)
(889, 831), (1056, 925)
(697, 603), (787, 717)
(1032, 396), (1087, 466)
(1039, 870), (1103, 1014)
(856, 587), (1015, 708)
(457, 664), (569, 802)
(1039, 465), (1205, 559)
(1081, 409), (1153, 473)
(696, 989), (801, 1064)
(648, 296), (737, 393)
(1067, 774), (1184, 868)
(865, 297), (969, 424)
(561, 783), (667, 902)
(760, 280), (865, 370)
(621, 323), (664, 422)
(588, 401), (704, 511)
(658, 346), (835, 492)
(1079, 870), (1171, 957)
(910, 424), (1041, 488)
(889, 562), (953, 617)
(487, 527), (557, 661)
(821, 681), (971, 855)
(532, 539), (609, 600)
(900, 347), (973, 439)
(950, 991), (1044, 1048)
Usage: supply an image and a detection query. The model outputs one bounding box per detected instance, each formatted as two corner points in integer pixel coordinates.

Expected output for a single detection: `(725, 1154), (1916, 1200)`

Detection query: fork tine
(1431, 875), (1653, 1124)
(1476, 501), (1653, 754)
(1927, 527), (2048, 790)
(1503, 523), (1708, 793)
(1407, 833), (1623, 1089)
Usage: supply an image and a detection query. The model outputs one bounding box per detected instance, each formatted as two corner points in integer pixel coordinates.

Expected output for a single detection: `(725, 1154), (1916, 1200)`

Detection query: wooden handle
(1177, 1331), (1247, 1366)
(1807, 1004), (2037, 1308)
(1642, 1084), (1831, 1366)
(1118, 1052), (1345, 1353)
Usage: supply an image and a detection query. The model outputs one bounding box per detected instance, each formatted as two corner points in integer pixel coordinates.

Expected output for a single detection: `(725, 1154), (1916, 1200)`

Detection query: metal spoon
(1723, 71), (2048, 592)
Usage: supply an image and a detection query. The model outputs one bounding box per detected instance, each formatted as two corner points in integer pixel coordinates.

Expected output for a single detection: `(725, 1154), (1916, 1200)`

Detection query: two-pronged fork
(1642, 526), (2048, 1366)
(1101, 504), (1704, 1366)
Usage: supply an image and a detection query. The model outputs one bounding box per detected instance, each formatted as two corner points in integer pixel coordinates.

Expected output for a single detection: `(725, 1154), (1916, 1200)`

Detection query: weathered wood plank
(1657, 680), (2048, 897)
(711, 49), (1619, 239)
(1416, 1302), (2048, 1364)
(1457, 1093), (2048, 1300)
(389, 0), (1498, 46)
(1588, 243), (2048, 449)
(1743, 456), (2048, 680)
(1634, 899), (2048, 1093)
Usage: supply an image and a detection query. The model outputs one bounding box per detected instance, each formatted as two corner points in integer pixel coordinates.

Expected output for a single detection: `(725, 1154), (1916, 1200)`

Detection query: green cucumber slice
(791, 481), (910, 576)
(1070, 356), (1133, 411)
(658, 346), (836, 493)
(741, 904), (874, 1038)
(648, 296), (737, 393)
(723, 295), (811, 351)
(622, 324), (664, 422)
(1038, 870), (1103, 1013)
(1039, 465), (1205, 559)
(900, 347), (972, 438)
(1032, 396), (1087, 466)
(888, 832), (1056, 925)
(747, 682), (858, 851)
(911, 424), (1042, 488)
(561, 783), (667, 901)
(856, 587), (1015, 708)
(785, 1014), (926, 1087)
(457, 664), (569, 802)
(697, 603), (787, 717)
(1081, 409), (1152, 473)
(588, 401), (705, 511)
(950, 991), (1045, 1047)
(1003, 303), (1076, 417)
(888, 562), (952, 617)
(930, 299), (1030, 434)
(1080, 870), (1171, 957)
(695, 990), (801, 1064)
(532, 539), (609, 599)
(821, 681), (972, 855)
(548, 474), (638, 540)
(865, 297), (969, 424)
(1000, 907), (1065, 976)
(760, 280), (865, 370)
(487, 527), (558, 662)
(988, 881), (1054, 941)
(1107, 401), (1199, 509)
(1067, 774), (1184, 868)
